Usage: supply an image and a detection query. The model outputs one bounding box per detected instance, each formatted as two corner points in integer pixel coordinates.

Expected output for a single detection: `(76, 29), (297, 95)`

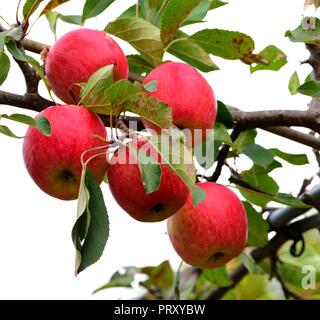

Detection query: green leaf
(83, 78), (172, 128)
(104, 80), (143, 105)
(0, 125), (23, 138)
(93, 267), (139, 293)
(94, 260), (176, 299)
(305, 73), (312, 83)
(214, 122), (232, 145)
(140, 260), (175, 299)
(238, 162), (282, 206)
(143, 80), (157, 93)
(136, 147), (162, 194)
(240, 252), (264, 275)
(177, 267), (202, 299)
(240, 166), (279, 207)
(241, 144), (274, 168)
(243, 202), (268, 248)
(1, 113), (51, 136)
(235, 184), (311, 208)
(276, 243), (320, 287)
(274, 193), (311, 208)
(127, 54), (153, 75)
(40, 0), (70, 16)
(72, 168), (109, 274)
(281, 241), (320, 272)
(216, 101), (233, 128)
(59, 14), (82, 25)
(106, 17), (164, 67)
(270, 148), (309, 165)
(298, 80), (320, 97)
(6, 42), (51, 91)
(278, 261), (320, 288)
(191, 29), (255, 60)
(23, 0), (43, 18)
(250, 45), (287, 73)
(106, 80), (172, 128)
(0, 51), (10, 85)
(233, 129), (257, 150)
(8, 27), (23, 41)
(183, 0), (210, 26)
(46, 12), (81, 32)
(209, 0), (228, 10)
(285, 18), (320, 44)
(192, 185), (206, 207)
(260, 159), (282, 173)
(148, 131), (198, 205)
(82, 0), (116, 22)
(288, 71), (301, 95)
(203, 266), (232, 287)
(80, 64), (114, 104)
(118, 4), (137, 18)
(168, 34), (218, 72)
(119, 2), (164, 27)
(36, 115), (52, 136)
(0, 27), (23, 51)
(1, 113), (35, 126)
(46, 12), (59, 36)
(0, 32), (8, 51)
(240, 178), (278, 207)
(161, 0), (202, 44)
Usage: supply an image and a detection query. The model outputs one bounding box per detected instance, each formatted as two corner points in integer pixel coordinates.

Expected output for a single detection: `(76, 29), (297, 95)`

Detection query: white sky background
(0, 0), (317, 299)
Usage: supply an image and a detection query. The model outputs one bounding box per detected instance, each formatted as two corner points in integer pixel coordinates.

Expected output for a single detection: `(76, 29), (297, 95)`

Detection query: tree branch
(0, 90), (52, 111)
(305, 44), (320, 81)
(230, 107), (320, 133)
(263, 127), (320, 150)
(14, 45), (40, 94)
(208, 128), (241, 182)
(2, 29), (320, 151)
(15, 35), (320, 130)
(0, 90), (146, 128)
(21, 37), (48, 54)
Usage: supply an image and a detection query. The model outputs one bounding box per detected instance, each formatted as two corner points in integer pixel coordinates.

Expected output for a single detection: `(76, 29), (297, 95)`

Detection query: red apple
(142, 62), (217, 146)
(107, 137), (189, 222)
(23, 105), (108, 200)
(45, 28), (128, 104)
(167, 182), (248, 269)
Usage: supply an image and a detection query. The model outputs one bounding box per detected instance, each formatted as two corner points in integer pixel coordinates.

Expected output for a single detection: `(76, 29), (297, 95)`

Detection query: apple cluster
(23, 29), (248, 269)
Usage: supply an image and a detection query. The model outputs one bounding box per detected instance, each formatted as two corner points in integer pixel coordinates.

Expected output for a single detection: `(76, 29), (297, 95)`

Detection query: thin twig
(16, 0), (22, 25)
(208, 128), (241, 182)
(270, 254), (305, 300)
(298, 177), (314, 197)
